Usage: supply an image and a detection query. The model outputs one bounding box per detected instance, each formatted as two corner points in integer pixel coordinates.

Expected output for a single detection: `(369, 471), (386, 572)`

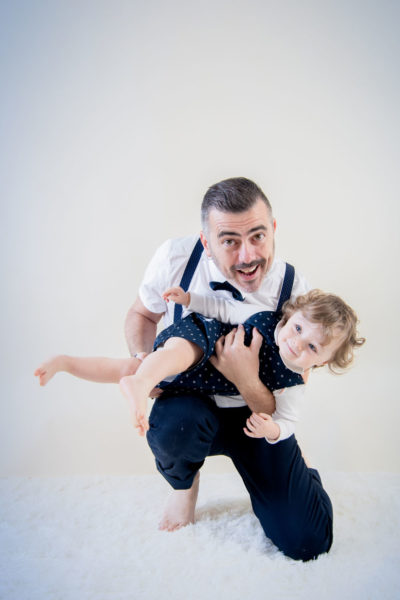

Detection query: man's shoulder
(146, 234), (208, 287)
(271, 257), (310, 291)
(139, 235), (202, 316)
(252, 257), (310, 306)
(155, 235), (200, 261)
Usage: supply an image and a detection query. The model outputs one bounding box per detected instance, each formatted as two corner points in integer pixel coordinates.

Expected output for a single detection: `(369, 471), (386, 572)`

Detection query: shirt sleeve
(138, 236), (201, 319)
(188, 291), (239, 324)
(138, 240), (173, 314)
(266, 384), (306, 444)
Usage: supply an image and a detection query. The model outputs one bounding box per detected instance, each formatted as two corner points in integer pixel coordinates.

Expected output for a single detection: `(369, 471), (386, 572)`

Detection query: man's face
(200, 199), (276, 293)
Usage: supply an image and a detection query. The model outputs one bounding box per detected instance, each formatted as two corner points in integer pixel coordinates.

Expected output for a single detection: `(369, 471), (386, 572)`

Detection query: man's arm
(124, 296), (163, 357)
(236, 375), (276, 415)
(209, 325), (276, 415)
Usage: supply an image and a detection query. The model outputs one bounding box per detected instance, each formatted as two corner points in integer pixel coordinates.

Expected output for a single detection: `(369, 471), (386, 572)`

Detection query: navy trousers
(147, 392), (333, 561)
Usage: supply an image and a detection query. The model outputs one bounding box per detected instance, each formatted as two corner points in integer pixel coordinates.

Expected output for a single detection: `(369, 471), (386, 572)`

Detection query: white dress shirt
(139, 235), (310, 435)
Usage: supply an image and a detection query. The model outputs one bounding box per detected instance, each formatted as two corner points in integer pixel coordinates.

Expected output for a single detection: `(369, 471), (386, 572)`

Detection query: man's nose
(238, 242), (256, 264)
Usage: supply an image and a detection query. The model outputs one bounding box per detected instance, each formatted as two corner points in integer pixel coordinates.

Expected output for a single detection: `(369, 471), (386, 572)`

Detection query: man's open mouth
(235, 263), (262, 280)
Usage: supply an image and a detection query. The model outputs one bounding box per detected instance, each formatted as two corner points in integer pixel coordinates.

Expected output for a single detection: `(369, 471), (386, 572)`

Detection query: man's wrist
(239, 379), (275, 414)
(236, 376), (265, 396)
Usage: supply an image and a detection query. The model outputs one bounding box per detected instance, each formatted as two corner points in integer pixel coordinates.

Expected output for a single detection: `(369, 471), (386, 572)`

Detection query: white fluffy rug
(1, 472), (399, 600)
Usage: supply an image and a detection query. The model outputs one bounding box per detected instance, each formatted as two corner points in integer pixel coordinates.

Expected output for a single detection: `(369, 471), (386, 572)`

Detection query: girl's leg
(120, 337), (203, 436)
(34, 355), (142, 386)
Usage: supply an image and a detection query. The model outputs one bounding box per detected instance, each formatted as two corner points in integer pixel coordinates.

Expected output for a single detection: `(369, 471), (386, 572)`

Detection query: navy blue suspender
(174, 238), (204, 323)
(276, 263), (295, 313)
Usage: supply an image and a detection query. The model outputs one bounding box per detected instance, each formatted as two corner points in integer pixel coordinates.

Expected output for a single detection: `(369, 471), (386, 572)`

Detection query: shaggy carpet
(1, 471), (399, 600)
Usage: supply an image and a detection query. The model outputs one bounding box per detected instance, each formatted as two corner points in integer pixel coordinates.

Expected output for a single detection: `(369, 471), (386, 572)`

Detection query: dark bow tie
(209, 280), (245, 301)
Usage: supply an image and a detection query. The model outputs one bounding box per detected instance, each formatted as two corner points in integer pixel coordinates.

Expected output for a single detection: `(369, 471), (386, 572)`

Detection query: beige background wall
(1, 0), (399, 476)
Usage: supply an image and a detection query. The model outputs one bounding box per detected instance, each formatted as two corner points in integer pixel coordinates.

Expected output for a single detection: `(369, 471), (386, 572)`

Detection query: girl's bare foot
(119, 375), (150, 436)
(159, 472), (200, 531)
(34, 356), (66, 386)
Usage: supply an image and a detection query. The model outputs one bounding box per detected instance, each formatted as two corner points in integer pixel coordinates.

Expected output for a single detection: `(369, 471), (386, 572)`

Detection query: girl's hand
(162, 287), (190, 307)
(244, 412), (280, 441)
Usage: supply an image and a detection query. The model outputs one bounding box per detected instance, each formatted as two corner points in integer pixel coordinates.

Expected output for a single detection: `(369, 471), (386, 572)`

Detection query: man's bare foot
(34, 355), (66, 386)
(119, 375), (149, 436)
(159, 472), (200, 531)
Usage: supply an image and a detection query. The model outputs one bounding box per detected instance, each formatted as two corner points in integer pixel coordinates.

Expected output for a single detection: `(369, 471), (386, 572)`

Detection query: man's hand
(209, 324), (276, 415)
(162, 286), (190, 307)
(209, 324), (263, 389)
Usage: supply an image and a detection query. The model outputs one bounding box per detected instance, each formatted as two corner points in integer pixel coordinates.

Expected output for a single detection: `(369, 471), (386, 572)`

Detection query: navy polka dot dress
(154, 310), (304, 396)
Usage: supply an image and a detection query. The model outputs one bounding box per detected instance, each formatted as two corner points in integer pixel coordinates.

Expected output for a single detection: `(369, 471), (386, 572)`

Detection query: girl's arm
(163, 287), (238, 324)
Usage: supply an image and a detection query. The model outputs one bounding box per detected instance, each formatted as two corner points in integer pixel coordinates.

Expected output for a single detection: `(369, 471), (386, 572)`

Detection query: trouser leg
(222, 407), (333, 561)
(146, 392), (222, 490)
(147, 399), (332, 560)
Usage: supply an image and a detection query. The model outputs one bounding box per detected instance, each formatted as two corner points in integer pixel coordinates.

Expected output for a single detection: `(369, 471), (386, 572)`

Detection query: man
(124, 177), (333, 561)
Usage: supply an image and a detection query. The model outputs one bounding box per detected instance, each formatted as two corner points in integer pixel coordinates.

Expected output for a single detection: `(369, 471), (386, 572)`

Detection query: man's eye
(254, 233), (265, 241)
(223, 239), (235, 247)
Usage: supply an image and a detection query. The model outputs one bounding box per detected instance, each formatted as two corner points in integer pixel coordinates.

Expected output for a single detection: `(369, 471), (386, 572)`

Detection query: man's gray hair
(201, 177), (273, 232)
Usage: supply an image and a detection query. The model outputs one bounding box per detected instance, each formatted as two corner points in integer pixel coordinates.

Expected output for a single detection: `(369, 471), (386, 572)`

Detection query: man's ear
(273, 218), (277, 232)
(200, 231), (212, 257)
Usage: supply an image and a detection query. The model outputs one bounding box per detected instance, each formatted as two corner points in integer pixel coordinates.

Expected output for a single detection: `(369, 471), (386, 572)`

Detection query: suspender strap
(276, 263), (295, 313)
(174, 238), (204, 323)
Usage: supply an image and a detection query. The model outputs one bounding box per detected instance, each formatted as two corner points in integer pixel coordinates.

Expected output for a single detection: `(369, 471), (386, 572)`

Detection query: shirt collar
(207, 257), (248, 300)
(206, 255), (281, 302)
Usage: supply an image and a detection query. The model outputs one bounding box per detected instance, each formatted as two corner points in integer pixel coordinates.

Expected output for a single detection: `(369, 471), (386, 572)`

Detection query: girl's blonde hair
(281, 289), (365, 373)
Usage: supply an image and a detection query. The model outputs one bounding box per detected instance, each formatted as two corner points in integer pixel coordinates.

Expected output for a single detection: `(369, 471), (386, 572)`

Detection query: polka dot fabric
(154, 311), (303, 395)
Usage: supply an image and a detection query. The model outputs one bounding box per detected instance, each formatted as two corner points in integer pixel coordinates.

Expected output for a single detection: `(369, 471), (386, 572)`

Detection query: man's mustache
(232, 259), (265, 271)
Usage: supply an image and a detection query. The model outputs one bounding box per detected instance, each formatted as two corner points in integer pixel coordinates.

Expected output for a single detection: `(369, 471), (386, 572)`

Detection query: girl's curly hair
(280, 289), (365, 373)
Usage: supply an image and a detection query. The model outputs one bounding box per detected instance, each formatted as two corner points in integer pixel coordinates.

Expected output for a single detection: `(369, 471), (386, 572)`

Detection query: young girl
(35, 288), (365, 441)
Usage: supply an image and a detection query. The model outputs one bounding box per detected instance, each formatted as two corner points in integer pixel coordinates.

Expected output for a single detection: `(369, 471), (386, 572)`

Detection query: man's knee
(260, 505), (333, 561)
(148, 414), (199, 456)
(277, 525), (333, 561)
(147, 393), (219, 457)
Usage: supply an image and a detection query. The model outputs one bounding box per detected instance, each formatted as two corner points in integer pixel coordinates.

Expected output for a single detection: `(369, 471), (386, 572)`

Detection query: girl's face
(277, 310), (342, 372)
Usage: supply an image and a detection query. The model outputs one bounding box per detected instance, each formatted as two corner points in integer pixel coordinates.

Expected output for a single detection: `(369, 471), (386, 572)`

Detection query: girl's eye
(295, 324), (301, 333)
(309, 344), (317, 353)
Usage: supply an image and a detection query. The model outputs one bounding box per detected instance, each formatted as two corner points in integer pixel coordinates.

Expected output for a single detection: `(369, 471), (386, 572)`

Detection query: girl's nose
(293, 338), (303, 352)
